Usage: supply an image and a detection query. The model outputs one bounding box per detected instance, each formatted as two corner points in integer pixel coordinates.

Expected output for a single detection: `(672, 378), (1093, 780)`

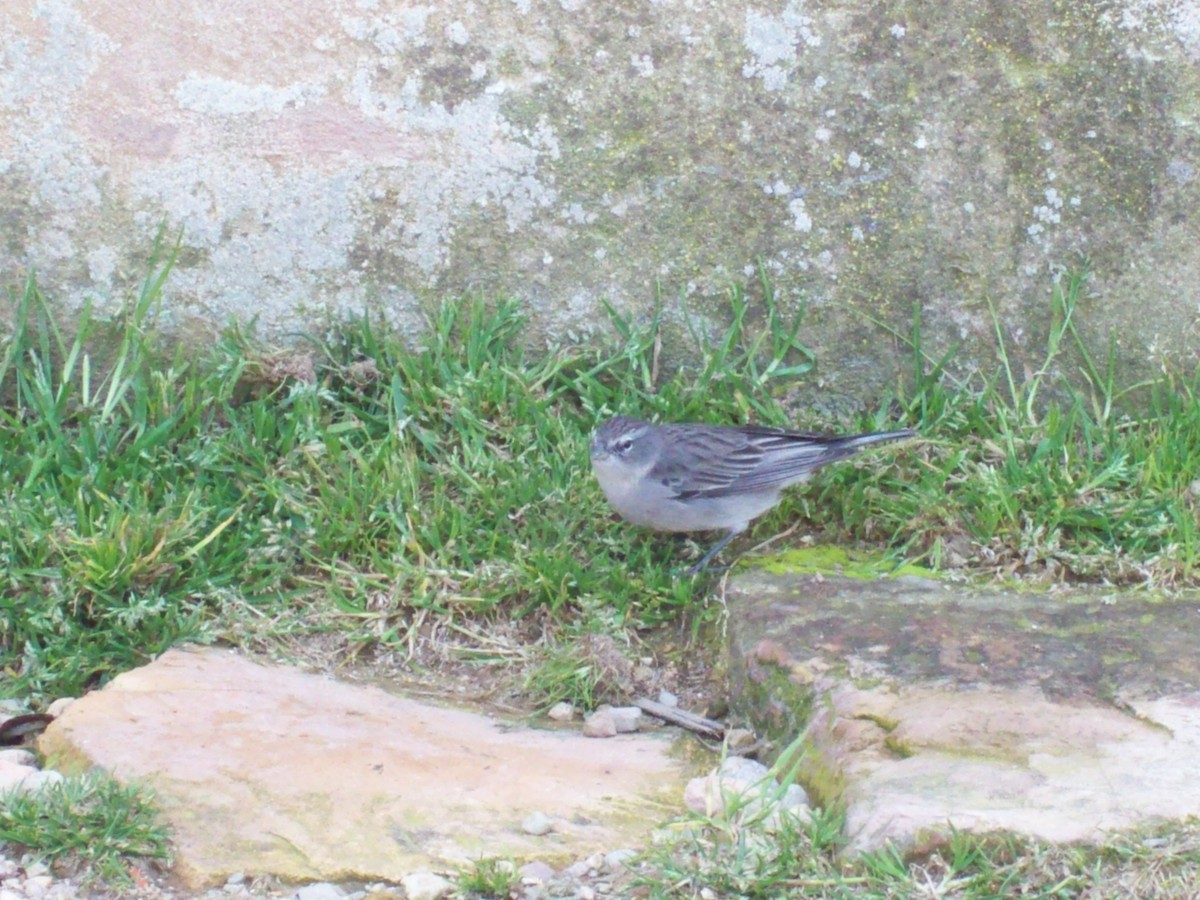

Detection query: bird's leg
(684, 529), (738, 576)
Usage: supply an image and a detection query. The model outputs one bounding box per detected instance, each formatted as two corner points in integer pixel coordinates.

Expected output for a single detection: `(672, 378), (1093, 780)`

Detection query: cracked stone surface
(38, 647), (692, 889)
(725, 568), (1200, 851)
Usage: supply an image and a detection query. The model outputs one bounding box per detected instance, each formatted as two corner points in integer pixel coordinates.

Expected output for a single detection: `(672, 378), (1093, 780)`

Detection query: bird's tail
(841, 428), (916, 450)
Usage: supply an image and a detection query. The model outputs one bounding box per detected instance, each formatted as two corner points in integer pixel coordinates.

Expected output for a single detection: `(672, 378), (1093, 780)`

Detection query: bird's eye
(615, 437), (634, 454)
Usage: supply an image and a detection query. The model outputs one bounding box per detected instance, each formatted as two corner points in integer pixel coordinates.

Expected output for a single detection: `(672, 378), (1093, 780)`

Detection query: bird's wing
(649, 427), (872, 498)
(642, 427), (805, 497)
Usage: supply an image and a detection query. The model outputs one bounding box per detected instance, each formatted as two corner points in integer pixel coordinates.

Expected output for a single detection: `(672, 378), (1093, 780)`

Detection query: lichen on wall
(1, 0), (1197, 399)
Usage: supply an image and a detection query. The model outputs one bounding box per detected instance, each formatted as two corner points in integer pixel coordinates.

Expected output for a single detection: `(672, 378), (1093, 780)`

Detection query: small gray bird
(590, 416), (914, 573)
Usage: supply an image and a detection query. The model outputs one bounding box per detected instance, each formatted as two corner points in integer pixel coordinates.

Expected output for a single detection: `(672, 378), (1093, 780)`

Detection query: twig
(633, 697), (725, 739)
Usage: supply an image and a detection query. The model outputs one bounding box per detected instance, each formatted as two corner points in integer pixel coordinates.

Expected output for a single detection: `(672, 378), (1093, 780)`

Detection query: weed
(455, 856), (519, 898)
(0, 774), (170, 888)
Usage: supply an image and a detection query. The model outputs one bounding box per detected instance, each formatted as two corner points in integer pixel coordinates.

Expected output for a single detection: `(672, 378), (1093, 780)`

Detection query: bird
(590, 415), (914, 573)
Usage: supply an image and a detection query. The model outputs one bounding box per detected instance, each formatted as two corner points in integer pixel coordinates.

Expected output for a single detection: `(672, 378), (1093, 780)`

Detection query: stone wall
(2, 0), (1198, 401)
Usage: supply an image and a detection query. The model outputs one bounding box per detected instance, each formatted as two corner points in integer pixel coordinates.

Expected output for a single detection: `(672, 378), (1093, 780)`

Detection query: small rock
(0, 749), (36, 766)
(521, 811), (555, 835)
(723, 728), (757, 755)
(576, 887), (595, 900)
(399, 871), (451, 900)
(582, 710), (617, 738)
(519, 860), (556, 883)
(547, 701), (575, 722)
(225, 872), (246, 886)
(292, 883), (345, 900)
(20, 770), (65, 793)
(24, 861), (50, 878)
(562, 860), (592, 879)
(719, 756), (770, 786)
(685, 757), (784, 818)
(0, 760), (38, 793)
(45, 697), (76, 718)
(656, 690), (678, 707)
(602, 848), (636, 871)
(607, 707), (641, 733)
(778, 783), (809, 810)
(683, 774), (713, 815)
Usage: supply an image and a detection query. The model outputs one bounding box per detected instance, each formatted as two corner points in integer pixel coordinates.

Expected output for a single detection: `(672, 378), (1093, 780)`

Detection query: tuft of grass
(824, 265), (1200, 586)
(0, 774), (170, 888)
(455, 856), (520, 898)
(640, 804), (1200, 898)
(523, 631), (644, 710)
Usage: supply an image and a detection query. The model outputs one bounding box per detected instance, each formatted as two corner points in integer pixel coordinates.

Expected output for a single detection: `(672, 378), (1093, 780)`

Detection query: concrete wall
(2, 0), (1199, 401)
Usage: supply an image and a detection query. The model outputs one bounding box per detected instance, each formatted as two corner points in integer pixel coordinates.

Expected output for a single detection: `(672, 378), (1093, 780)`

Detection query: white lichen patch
(340, 7), (432, 52)
(130, 158), (362, 329)
(788, 196), (813, 232)
(174, 77), (326, 115)
(85, 245), (119, 286)
(339, 61), (560, 272)
(1173, 1), (1200, 61)
(742, 3), (821, 91)
(631, 54), (656, 77)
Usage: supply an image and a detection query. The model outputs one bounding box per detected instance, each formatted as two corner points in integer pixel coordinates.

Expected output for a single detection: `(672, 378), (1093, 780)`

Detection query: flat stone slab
(38, 647), (691, 889)
(725, 569), (1200, 852)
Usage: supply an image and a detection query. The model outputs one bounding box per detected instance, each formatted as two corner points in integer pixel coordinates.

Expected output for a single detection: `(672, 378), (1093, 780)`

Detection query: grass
(3, 247), (1200, 893)
(633, 739), (1200, 897)
(638, 810), (1200, 898)
(3, 251), (1200, 701)
(820, 266), (1200, 585)
(0, 774), (170, 887)
(455, 857), (520, 898)
(0, 249), (840, 704)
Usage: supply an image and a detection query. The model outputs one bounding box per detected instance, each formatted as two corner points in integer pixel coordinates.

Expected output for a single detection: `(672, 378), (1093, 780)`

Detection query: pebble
(606, 707), (641, 733)
(581, 709), (617, 737)
(602, 848), (637, 871)
(399, 871), (452, 900)
(44, 698), (75, 718)
(684, 756), (811, 823)
(521, 810), (555, 835)
(291, 883), (346, 900)
(519, 860), (556, 883)
(656, 690), (678, 707)
(546, 701), (575, 722)
(723, 727), (757, 754)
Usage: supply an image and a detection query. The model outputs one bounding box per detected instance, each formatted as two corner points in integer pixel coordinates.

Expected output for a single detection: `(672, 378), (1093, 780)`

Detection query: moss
(884, 734), (916, 759)
(752, 544), (936, 580)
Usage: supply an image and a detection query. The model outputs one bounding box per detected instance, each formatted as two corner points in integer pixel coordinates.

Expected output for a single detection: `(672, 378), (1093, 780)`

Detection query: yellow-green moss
(751, 544), (936, 580)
